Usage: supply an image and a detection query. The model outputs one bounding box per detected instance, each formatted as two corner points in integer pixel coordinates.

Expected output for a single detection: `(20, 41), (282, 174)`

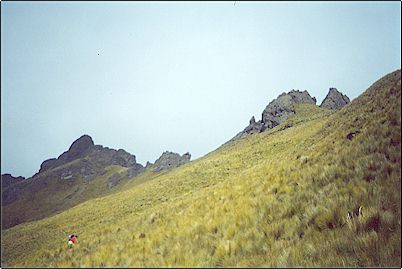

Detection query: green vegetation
(1, 70), (400, 267)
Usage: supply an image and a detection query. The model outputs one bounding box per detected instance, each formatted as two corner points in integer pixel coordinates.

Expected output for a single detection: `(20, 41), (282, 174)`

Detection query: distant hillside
(1, 69), (400, 267)
(1, 135), (190, 229)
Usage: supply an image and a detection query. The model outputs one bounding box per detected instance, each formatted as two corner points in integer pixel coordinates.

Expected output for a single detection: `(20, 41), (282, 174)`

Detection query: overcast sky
(1, 1), (401, 178)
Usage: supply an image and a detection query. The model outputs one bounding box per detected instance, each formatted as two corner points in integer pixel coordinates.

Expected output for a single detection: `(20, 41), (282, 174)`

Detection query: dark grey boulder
(320, 88), (350, 110)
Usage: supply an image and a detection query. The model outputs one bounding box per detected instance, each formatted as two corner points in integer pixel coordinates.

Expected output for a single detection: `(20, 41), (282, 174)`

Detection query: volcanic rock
(320, 88), (350, 110)
(232, 89), (317, 140)
(261, 90), (317, 130)
(1, 174), (25, 189)
(151, 151), (191, 172)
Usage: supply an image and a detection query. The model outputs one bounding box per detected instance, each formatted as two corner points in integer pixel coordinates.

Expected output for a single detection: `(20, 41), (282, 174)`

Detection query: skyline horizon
(2, 83), (363, 178)
(2, 2), (401, 178)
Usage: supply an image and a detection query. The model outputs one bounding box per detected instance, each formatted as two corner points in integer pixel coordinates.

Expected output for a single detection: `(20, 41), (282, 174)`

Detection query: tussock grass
(2, 70), (401, 267)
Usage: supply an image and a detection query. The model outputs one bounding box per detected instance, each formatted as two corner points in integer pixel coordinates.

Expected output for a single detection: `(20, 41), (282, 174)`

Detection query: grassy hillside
(1, 70), (400, 267)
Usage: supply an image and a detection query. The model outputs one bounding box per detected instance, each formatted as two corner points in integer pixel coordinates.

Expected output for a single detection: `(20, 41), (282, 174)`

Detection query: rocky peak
(38, 135), (140, 176)
(261, 89), (316, 130)
(59, 135), (95, 162)
(249, 116), (256, 125)
(68, 135), (94, 155)
(288, 89), (317, 104)
(150, 151), (191, 172)
(1, 173), (25, 188)
(39, 135), (95, 173)
(145, 161), (153, 169)
(320, 88), (350, 110)
(231, 89), (317, 141)
(112, 149), (137, 167)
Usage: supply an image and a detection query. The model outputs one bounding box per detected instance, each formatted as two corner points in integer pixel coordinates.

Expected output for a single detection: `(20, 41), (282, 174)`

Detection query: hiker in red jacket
(68, 234), (78, 248)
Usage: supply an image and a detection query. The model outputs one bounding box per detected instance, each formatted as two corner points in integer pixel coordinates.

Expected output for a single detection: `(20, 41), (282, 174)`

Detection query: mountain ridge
(1, 135), (191, 228)
(1, 69), (400, 267)
(232, 87), (350, 141)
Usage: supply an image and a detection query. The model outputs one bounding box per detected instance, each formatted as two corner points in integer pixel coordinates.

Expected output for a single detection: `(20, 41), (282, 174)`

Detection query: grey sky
(1, 1), (401, 178)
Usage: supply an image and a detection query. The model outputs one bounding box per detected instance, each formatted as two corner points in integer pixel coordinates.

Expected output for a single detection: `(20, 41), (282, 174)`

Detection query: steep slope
(1, 70), (400, 267)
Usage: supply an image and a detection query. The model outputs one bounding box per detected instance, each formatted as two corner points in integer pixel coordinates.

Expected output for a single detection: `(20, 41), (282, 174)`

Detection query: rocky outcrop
(59, 135), (94, 163)
(320, 88), (350, 110)
(39, 135), (95, 173)
(261, 90), (316, 130)
(108, 150), (191, 188)
(145, 161), (153, 169)
(233, 90), (317, 140)
(244, 116), (264, 135)
(2, 134), (147, 228)
(1, 174), (25, 189)
(38, 135), (141, 177)
(89, 146), (137, 168)
(149, 151), (191, 172)
(1, 174), (26, 206)
(26, 135), (147, 192)
(2, 174), (27, 206)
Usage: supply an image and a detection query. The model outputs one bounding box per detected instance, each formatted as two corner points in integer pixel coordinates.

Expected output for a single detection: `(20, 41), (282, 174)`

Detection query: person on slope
(68, 234), (78, 248)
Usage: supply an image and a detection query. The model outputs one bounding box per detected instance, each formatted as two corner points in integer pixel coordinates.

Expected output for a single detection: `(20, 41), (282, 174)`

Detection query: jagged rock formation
(233, 90), (317, 140)
(1, 174), (26, 206)
(39, 135), (137, 174)
(148, 151), (191, 172)
(107, 150), (191, 188)
(145, 161), (153, 169)
(1, 173), (25, 189)
(2, 134), (145, 228)
(261, 90), (317, 130)
(34, 135), (142, 184)
(320, 88), (350, 110)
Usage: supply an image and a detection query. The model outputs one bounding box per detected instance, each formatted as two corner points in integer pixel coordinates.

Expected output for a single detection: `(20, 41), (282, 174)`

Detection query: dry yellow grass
(1, 69), (400, 267)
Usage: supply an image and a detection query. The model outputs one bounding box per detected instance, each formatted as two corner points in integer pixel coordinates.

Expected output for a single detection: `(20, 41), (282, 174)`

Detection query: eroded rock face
(2, 134), (146, 228)
(38, 135), (140, 175)
(1, 174), (25, 189)
(150, 151), (191, 172)
(320, 88), (350, 110)
(1, 174), (26, 206)
(233, 90), (317, 140)
(60, 135), (94, 162)
(31, 135), (146, 191)
(39, 135), (95, 173)
(261, 90), (316, 130)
